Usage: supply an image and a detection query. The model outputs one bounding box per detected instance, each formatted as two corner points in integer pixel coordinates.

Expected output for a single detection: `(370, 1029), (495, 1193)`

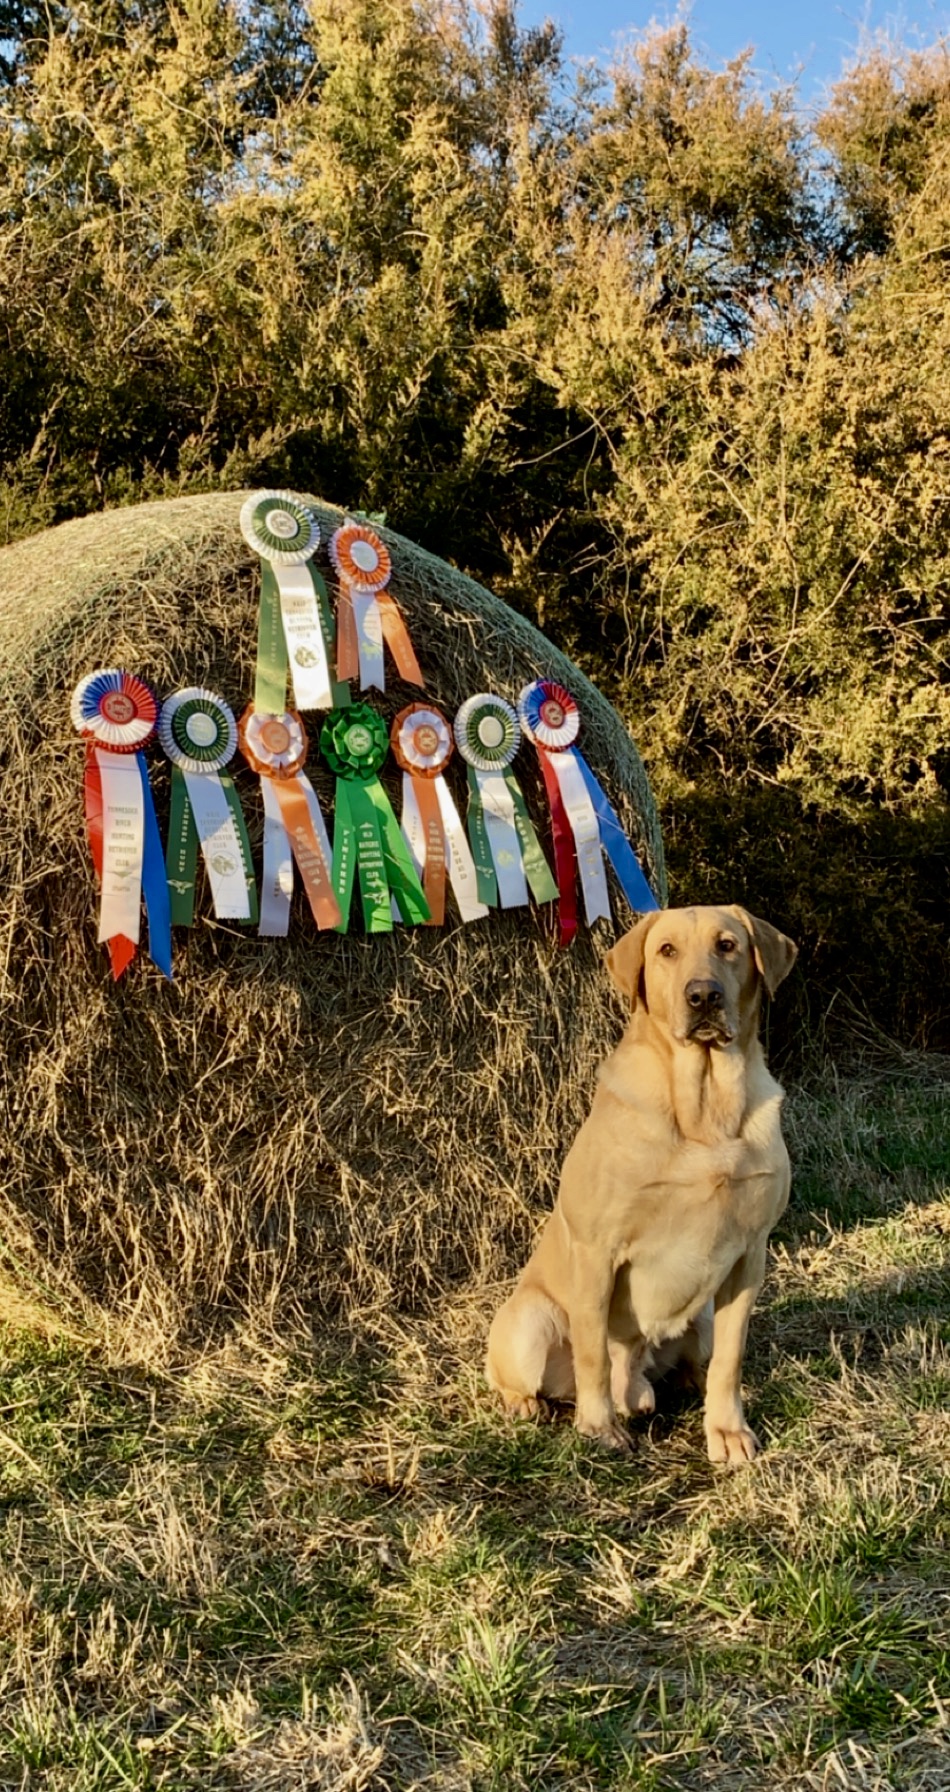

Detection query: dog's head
(605, 905), (797, 1049)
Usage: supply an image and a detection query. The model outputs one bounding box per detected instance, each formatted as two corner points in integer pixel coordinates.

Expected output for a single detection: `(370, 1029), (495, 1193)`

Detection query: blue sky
(517, 1), (950, 107)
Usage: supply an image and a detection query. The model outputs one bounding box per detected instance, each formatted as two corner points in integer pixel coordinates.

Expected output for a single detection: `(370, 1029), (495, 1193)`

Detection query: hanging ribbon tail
(476, 769), (527, 909)
(341, 780), (394, 932)
(256, 563), (289, 713)
(84, 747), (136, 978)
(434, 777), (488, 922)
(413, 775), (447, 925)
(311, 567), (352, 709)
(465, 766), (498, 907)
(574, 752), (659, 914)
(501, 769), (558, 906)
(137, 753), (173, 980)
(330, 781), (358, 932)
(260, 778), (294, 937)
(273, 563), (334, 711)
(166, 763), (199, 927)
(336, 586), (360, 684)
(272, 776), (340, 930)
(547, 750), (611, 927)
(181, 769), (257, 923)
(351, 592), (386, 692)
(363, 778), (431, 926)
(377, 591), (424, 686)
(538, 750), (579, 947)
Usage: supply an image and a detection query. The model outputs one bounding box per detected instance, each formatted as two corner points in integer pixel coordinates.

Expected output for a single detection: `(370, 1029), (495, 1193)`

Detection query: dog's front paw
(705, 1422), (760, 1465)
(576, 1413), (633, 1455)
(498, 1390), (542, 1420)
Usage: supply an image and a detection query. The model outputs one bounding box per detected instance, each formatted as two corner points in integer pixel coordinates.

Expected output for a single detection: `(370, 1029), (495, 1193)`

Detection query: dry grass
(0, 1064), (947, 1790)
(0, 490), (663, 1353)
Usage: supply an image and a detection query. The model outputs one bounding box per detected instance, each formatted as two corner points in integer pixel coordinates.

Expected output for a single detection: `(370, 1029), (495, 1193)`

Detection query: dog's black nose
(685, 978), (724, 1011)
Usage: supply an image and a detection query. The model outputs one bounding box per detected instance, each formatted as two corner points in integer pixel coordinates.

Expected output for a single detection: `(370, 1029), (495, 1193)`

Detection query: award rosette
(237, 705), (340, 936)
(328, 520), (424, 694)
(453, 693), (557, 912)
(159, 688), (258, 927)
(240, 489), (350, 715)
(390, 703), (487, 925)
(319, 702), (430, 932)
(518, 678), (658, 946)
(70, 668), (173, 980)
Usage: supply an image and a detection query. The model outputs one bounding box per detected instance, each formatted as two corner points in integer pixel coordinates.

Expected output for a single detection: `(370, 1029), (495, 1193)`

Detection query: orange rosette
(328, 520), (423, 693)
(237, 705), (340, 935)
(390, 703), (486, 926)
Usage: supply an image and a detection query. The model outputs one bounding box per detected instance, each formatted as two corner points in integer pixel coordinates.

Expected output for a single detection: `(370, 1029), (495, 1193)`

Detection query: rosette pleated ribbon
(159, 688), (258, 927)
(390, 703), (487, 925)
(517, 679), (658, 947)
(70, 668), (173, 980)
(329, 521), (423, 694)
(240, 490), (349, 714)
(237, 707), (340, 936)
(319, 703), (430, 933)
(453, 693), (558, 913)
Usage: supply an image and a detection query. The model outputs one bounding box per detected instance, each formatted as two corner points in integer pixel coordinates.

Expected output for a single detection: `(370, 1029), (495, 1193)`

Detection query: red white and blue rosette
(453, 693), (557, 912)
(517, 678), (657, 946)
(70, 669), (172, 979)
(390, 703), (487, 925)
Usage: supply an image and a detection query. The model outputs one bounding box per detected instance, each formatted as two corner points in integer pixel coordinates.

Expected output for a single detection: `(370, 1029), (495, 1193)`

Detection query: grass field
(1, 1062), (948, 1791)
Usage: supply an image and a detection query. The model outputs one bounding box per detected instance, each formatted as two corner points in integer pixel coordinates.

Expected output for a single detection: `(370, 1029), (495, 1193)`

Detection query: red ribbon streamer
(538, 749), (577, 947)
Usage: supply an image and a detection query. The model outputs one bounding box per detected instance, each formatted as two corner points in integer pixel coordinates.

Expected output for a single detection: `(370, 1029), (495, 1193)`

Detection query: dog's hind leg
(486, 1289), (573, 1418)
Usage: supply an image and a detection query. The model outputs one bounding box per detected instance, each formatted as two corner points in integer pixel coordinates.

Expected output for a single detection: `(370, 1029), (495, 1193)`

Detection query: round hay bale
(0, 491), (665, 1352)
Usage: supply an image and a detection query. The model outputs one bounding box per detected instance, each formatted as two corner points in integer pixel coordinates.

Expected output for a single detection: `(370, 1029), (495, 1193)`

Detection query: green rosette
(320, 703), (430, 933)
(453, 692), (557, 909)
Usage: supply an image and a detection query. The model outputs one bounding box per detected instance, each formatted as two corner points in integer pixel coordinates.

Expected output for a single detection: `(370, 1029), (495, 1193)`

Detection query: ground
(0, 1063), (948, 1791)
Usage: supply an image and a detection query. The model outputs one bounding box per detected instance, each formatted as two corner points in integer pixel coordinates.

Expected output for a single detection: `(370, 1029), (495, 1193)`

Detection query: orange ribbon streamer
(271, 780), (342, 931)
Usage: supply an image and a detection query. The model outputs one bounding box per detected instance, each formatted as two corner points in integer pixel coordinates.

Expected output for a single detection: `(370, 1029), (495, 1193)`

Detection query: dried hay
(0, 490), (664, 1354)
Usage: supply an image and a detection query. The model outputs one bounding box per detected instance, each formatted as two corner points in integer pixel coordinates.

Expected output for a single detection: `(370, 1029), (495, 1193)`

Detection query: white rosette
(241, 491), (333, 709)
(454, 693), (528, 909)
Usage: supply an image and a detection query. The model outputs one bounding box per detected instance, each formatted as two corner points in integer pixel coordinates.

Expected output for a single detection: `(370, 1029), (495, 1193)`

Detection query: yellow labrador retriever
(486, 906), (797, 1463)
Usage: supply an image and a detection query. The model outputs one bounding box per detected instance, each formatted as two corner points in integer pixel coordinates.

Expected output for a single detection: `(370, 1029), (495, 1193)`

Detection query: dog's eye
(657, 942), (677, 958)
(717, 937), (737, 955)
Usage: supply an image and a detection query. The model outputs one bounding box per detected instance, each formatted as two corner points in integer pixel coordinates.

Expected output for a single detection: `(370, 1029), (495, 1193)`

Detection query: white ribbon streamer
(181, 770), (252, 921)
(434, 776), (488, 922)
(396, 775), (487, 923)
(96, 750), (145, 945)
(548, 750), (611, 925)
(351, 591), (385, 692)
(274, 563), (333, 710)
(259, 777), (294, 937)
(476, 769), (528, 909)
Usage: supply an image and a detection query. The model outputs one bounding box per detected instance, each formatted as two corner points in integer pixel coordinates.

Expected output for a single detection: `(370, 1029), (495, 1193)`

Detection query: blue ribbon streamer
(137, 752), (173, 980)
(574, 751), (658, 915)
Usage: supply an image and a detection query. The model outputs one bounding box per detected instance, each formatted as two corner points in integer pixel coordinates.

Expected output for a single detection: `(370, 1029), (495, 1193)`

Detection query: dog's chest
(613, 1135), (784, 1340)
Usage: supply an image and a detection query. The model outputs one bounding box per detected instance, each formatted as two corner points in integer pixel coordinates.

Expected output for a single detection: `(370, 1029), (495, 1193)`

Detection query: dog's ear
(605, 911), (661, 1008)
(729, 907), (798, 997)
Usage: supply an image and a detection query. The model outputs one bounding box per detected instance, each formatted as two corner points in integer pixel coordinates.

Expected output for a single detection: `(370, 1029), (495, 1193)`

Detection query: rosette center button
(350, 540), (380, 574)
(540, 699), (565, 730)
(414, 724), (440, 756)
(260, 719), (292, 755)
(101, 691), (137, 726)
(186, 713), (219, 747)
(266, 507), (299, 540)
(478, 715), (505, 749)
(345, 724), (373, 756)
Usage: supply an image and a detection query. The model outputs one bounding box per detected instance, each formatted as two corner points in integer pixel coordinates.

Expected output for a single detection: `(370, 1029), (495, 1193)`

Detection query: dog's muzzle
(683, 978), (734, 1045)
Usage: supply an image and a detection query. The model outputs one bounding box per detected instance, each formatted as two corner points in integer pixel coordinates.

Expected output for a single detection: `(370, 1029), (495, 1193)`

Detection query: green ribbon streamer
(466, 764), (499, 907)
(504, 768), (558, 904)
(164, 764), (259, 926)
(257, 563), (350, 715)
(363, 779), (431, 926)
(331, 778), (430, 933)
(311, 565), (352, 711)
(255, 563), (288, 713)
(166, 763), (200, 926)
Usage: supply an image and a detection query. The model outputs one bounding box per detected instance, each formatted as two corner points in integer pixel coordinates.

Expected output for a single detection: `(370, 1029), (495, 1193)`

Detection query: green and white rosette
(453, 694), (558, 910)
(160, 688), (258, 926)
(240, 489), (350, 713)
(319, 703), (431, 933)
